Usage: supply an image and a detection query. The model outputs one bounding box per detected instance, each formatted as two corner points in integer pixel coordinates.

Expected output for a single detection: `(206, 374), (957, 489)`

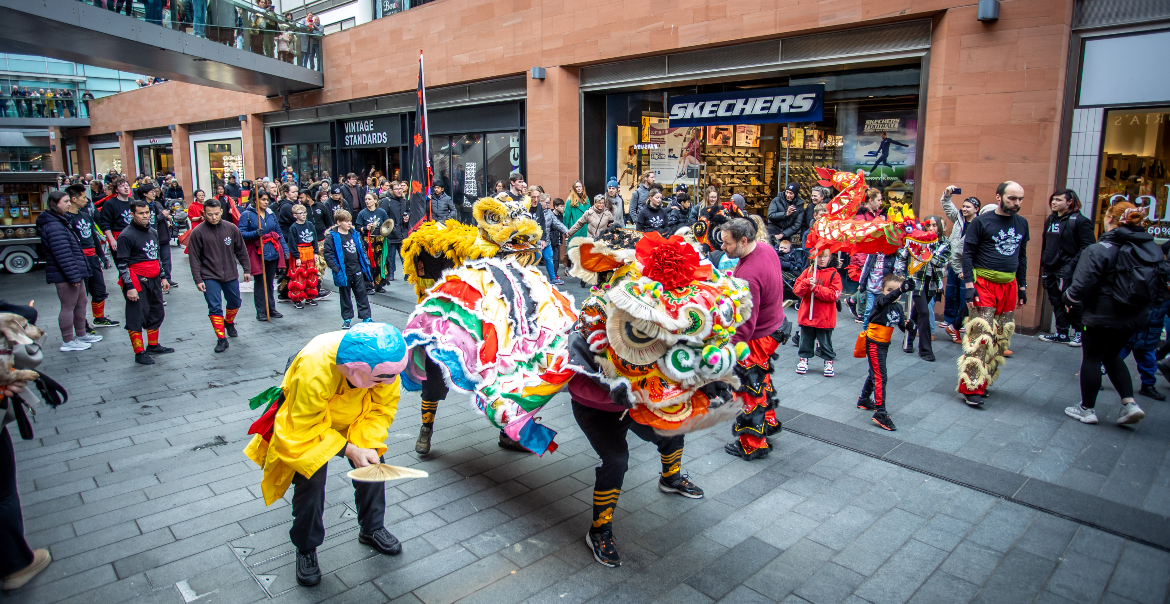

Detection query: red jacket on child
(792, 264), (842, 329)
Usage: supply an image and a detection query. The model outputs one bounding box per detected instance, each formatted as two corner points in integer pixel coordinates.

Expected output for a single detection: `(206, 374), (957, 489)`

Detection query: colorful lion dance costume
(286, 244), (320, 304)
(400, 196), (577, 455)
(567, 229), (753, 434)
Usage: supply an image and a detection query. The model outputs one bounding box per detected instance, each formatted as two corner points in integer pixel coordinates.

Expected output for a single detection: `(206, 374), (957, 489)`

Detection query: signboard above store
(340, 116), (400, 148)
(667, 84), (824, 127)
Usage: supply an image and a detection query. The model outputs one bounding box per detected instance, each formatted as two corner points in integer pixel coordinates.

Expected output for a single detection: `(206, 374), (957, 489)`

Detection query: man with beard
(957, 181), (1030, 407)
(116, 200), (174, 365)
(719, 218), (789, 460)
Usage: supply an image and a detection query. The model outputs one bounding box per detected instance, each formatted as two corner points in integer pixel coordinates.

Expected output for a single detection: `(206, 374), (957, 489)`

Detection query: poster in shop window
(707, 126), (733, 146)
(843, 111), (917, 191)
(735, 125), (760, 147)
(647, 119), (702, 186)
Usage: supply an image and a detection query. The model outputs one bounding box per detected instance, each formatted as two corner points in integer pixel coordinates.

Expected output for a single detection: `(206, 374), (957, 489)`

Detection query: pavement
(3, 250), (1170, 604)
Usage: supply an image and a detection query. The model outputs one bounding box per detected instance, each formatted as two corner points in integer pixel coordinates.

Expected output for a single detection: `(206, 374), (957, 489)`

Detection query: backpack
(1109, 241), (1170, 306)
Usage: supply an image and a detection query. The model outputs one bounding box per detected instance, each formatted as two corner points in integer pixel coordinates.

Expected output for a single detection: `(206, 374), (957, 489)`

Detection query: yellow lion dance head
(472, 196), (543, 265)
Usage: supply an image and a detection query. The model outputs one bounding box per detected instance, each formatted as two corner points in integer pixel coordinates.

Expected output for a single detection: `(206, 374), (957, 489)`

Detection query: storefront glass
(0, 147), (50, 171)
(92, 147), (121, 175)
(604, 72), (919, 227)
(431, 131), (522, 222)
(1096, 108), (1170, 237)
(275, 143), (332, 185)
(137, 144), (173, 178)
(194, 138), (243, 194)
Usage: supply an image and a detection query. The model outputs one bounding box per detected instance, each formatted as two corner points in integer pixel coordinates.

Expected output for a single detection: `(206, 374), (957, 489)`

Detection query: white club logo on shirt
(648, 215), (664, 227)
(343, 239), (357, 254)
(143, 239), (159, 260)
(224, 236), (232, 246)
(993, 227), (1023, 256)
(120, 209), (133, 225)
(76, 220), (92, 239)
(299, 230), (314, 243)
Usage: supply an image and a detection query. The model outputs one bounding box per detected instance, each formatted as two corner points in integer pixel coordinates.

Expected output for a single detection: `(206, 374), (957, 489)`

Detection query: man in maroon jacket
(720, 218), (791, 461)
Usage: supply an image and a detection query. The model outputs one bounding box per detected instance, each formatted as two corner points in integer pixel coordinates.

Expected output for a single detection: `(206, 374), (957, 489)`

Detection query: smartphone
(952, 187), (962, 195)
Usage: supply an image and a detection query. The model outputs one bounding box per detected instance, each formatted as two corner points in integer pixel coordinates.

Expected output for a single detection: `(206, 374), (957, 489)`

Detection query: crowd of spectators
(0, 88), (94, 119)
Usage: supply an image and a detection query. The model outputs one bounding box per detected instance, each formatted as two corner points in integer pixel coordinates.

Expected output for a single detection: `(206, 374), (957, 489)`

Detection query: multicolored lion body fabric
(804, 167), (938, 274)
(567, 230), (753, 434)
(400, 196), (577, 456)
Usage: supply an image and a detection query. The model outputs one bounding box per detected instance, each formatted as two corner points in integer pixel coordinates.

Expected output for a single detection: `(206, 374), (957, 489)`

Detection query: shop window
(0, 146), (51, 171)
(485, 132), (522, 193)
(92, 148), (121, 176)
(1096, 108), (1170, 238)
(276, 143), (331, 185)
(194, 138), (243, 194)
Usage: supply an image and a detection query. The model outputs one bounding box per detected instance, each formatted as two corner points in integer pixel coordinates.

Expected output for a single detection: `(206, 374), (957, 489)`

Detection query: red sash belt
(82, 247), (96, 257)
(120, 260), (161, 292)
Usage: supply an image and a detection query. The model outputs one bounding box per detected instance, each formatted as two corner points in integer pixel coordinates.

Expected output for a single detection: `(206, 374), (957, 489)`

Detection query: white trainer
(1117, 402), (1145, 426)
(1064, 404), (1098, 424)
(60, 340), (91, 352)
(796, 358), (808, 374)
(78, 334), (103, 344)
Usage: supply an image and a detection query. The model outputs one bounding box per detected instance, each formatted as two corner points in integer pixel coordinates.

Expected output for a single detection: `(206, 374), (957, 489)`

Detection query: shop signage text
(667, 85), (824, 127)
(341, 117), (396, 148)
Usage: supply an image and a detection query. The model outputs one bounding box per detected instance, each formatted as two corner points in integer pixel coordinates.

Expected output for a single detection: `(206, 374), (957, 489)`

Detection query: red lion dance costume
(287, 244), (319, 303)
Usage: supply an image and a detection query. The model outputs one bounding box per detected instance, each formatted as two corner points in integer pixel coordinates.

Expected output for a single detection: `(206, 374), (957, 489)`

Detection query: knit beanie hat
(606, 178), (619, 190)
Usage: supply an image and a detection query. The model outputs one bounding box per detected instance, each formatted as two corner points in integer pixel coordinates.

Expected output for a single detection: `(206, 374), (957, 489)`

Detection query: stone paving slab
(2, 255), (1170, 603)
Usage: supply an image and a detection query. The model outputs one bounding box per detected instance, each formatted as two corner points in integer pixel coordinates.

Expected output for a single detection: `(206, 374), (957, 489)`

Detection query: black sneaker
(168, 280), (180, 289)
(872, 410), (897, 431)
(964, 393), (985, 407)
(375, 286), (385, 293)
(269, 311), (284, 319)
(846, 298), (860, 321)
(415, 425), (433, 455)
(225, 323), (238, 337)
(723, 440), (770, 461)
(145, 344), (175, 354)
(585, 529), (621, 568)
(857, 397), (876, 410)
(134, 351), (155, 365)
(498, 431), (529, 453)
(358, 528), (402, 555)
(92, 317), (120, 328)
(316, 289), (332, 299)
(659, 473), (704, 499)
(293, 301), (304, 309)
(86, 322), (97, 336)
(214, 338), (229, 353)
(295, 548), (321, 587)
(919, 352), (936, 362)
(1038, 332), (1069, 344)
(1139, 384), (1166, 401)
(307, 299), (318, 306)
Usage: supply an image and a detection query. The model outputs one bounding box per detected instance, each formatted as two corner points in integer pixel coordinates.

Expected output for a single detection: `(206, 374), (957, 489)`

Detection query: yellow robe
(244, 331), (401, 505)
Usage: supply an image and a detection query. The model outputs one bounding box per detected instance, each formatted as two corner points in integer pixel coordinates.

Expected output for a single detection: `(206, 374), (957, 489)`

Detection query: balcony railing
(0, 93), (89, 119)
(76, 0), (324, 71)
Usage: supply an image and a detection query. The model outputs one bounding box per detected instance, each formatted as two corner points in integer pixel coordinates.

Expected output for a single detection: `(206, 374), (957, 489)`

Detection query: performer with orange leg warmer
(187, 199), (251, 353)
(115, 200), (172, 365)
(718, 218), (791, 461)
(287, 205), (320, 310)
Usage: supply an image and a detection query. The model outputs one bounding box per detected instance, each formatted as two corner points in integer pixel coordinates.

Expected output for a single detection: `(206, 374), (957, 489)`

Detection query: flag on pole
(407, 50), (432, 232)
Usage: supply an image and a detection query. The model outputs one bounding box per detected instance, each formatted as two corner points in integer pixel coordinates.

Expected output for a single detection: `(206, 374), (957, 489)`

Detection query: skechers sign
(667, 85), (824, 127)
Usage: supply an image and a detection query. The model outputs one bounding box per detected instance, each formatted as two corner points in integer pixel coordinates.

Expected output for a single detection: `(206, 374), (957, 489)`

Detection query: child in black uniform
(857, 274), (914, 431)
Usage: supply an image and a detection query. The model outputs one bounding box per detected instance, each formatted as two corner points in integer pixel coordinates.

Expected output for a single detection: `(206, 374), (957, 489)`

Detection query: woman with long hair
(38, 190), (99, 351)
(1063, 202), (1158, 426)
(239, 190), (289, 321)
(563, 180), (589, 241)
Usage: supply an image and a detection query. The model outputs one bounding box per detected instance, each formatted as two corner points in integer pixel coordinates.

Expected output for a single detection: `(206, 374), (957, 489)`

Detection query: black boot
(1139, 384), (1166, 401)
(225, 323), (238, 337)
(214, 338), (229, 353)
(498, 431), (529, 452)
(415, 425), (433, 455)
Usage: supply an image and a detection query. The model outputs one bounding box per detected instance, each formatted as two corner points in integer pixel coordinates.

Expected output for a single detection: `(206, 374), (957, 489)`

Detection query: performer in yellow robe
(244, 322), (408, 587)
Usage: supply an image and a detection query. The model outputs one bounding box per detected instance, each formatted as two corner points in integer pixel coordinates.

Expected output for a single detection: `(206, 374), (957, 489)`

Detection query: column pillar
(240, 115), (266, 182)
(525, 67), (579, 197)
(76, 135), (92, 176)
(47, 127), (64, 173)
(118, 131), (135, 178)
(172, 124), (192, 197)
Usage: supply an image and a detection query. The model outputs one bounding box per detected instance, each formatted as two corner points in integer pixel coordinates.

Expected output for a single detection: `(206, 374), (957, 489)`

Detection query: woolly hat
(785, 182), (801, 194)
(606, 178), (619, 190)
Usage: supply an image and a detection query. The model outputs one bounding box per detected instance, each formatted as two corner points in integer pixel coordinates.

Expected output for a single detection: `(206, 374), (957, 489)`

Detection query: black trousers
(253, 259), (278, 317)
(0, 426), (32, 576)
(1043, 274), (1083, 334)
(551, 243), (562, 278)
(384, 243), (401, 279)
(84, 254), (108, 303)
(1080, 326), (1136, 409)
(573, 400), (683, 532)
(908, 293), (934, 355)
(421, 355), (449, 403)
(158, 236), (173, 281)
(123, 276), (165, 332)
(797, 325), (836, 360)
(860, 339), (889, 409)
(337, 271), (371, 321)
(289, 453), (386, 551)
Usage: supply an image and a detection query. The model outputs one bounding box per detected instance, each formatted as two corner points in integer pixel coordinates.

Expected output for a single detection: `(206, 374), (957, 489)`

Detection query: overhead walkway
(0, 0), (323, 97)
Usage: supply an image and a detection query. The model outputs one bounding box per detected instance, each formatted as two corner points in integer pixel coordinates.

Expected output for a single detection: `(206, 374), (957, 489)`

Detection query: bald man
(956, 181), (1030, 407)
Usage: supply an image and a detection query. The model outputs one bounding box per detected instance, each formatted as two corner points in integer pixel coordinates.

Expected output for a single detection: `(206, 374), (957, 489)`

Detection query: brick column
(48, 127), (65, 173)
(75, 135), (92, 176)
(241, 115), (266, 182)
(525, 67), (579, 198)
(172, 124), (192, 198)
(118, 131), (135, 178)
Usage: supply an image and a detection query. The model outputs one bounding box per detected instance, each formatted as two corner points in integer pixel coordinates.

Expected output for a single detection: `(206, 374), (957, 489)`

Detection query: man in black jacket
(379, 185), (410, 281)
(1038, 189), (1094, 347)
(767, 182), (803, 243)
(339, 173), (366, 213)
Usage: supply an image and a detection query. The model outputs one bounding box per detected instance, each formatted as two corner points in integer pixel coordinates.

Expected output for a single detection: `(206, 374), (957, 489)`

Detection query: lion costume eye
(483, 211), (501, 225)
(606, 310), (668, 365)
